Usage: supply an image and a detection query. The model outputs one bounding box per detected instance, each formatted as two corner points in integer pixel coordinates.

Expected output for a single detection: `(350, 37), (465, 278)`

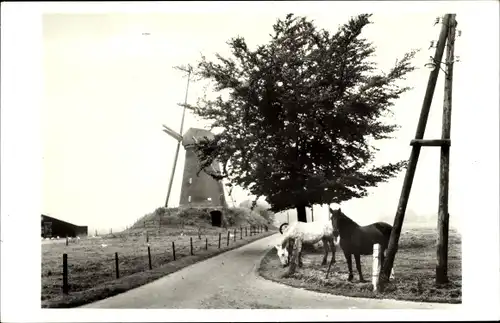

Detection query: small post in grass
(372, 244), (383, 292)
(146, 230), (149, 243)
(65, 235), (69, 246)
(190, 237), (194, 255)
(227, 231), (230, 246)
(172, 241), (176, 261)
(234, 229), (236, 242)
(218, 233), (221, 249)
(148, 245), (152, 270)
(115, 252), (120, 279)
(62, 253), (68, 295)
(205, 237), (208, 250)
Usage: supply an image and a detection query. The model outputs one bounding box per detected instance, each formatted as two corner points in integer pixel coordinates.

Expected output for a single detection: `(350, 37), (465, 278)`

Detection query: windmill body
(179, 128), (227, 208)
(163, 124), (227, 209)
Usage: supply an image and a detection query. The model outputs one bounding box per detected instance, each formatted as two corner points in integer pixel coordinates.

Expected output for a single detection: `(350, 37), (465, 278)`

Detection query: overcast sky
(41, 2), (499, 232)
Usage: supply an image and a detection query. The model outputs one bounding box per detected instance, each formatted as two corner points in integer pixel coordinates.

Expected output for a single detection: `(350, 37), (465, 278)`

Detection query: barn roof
(41, 214), (87, 227)
(182, 127), (215, 147)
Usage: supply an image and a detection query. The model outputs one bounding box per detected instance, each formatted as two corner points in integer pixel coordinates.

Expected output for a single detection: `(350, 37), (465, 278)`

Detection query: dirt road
(81, 234), (458, 309)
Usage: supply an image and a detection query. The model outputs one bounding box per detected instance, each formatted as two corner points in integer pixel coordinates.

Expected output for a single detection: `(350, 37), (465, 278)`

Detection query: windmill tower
(163, 124), (228, 209)
(178, 128), (228, 208)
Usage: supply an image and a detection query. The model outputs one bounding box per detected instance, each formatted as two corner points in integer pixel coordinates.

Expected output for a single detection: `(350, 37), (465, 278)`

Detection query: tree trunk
(296, 205), (307, 222)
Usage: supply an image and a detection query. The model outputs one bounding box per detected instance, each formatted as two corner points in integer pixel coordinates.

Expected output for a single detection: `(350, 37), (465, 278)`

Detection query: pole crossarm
(162, 124), (183, 142)
(410, 139), (451, 147)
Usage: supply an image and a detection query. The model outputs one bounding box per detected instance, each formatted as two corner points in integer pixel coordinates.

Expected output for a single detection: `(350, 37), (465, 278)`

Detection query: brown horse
(327, 207), (393, 282)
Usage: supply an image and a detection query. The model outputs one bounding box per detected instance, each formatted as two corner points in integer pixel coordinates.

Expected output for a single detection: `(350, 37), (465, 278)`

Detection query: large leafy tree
(186, 14), (417, 222)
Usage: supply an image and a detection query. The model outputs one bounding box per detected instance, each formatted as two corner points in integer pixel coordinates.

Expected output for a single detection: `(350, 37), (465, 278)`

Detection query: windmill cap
(182, 128), (215, 147)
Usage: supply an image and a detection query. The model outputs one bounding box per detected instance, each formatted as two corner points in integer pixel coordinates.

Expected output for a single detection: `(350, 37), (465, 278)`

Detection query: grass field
(259, 226), (462, 304)
(42, 224), (273, 308)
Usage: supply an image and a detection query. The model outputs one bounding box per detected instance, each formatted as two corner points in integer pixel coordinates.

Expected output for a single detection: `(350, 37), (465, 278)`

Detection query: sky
(40, 2), (499, 233)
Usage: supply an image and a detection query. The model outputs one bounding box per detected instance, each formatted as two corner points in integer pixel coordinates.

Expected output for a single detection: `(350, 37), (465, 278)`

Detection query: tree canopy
(185, 13), (417, 222)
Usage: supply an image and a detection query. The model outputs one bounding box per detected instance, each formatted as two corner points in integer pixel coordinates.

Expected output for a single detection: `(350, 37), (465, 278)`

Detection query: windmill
(162, 66), (227, 209)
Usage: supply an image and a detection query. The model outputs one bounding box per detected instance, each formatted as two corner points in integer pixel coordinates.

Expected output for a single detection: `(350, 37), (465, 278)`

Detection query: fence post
(373, 244), (383, 292)
(148, 245), (152, 270)
(62, 253), (68, 294)
(66, 235), (68, 246)
(190, 237), (194, 255)
(205, 237), (208, 250)
(234, 229), (237, 242)
(146, 230), (149, 243)
(245, 227), (247, 237)
(227, 231), (230, 246)
(218, 233), (221, 249)
(172, 241), (176, 261)
(115, 252), (120, 279)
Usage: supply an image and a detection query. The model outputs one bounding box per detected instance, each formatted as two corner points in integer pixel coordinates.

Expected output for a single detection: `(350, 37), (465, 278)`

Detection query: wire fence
(42, 225), (269, 297)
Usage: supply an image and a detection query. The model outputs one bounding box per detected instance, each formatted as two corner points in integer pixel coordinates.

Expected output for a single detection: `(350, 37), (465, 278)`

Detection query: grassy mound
(128, 206), (274, 232)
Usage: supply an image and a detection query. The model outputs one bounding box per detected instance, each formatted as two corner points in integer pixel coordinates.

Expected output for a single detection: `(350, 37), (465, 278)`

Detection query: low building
(41, 214), (88, 238)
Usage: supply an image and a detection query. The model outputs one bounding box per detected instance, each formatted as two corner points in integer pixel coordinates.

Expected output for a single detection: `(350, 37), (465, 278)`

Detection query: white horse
(274, 218), (339, 272)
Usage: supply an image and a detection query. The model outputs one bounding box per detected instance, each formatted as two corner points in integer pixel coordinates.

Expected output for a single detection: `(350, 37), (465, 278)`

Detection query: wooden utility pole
(163, 67), (192, 207)
(378, 14), (453, 289)
(436, 14), (457, 284)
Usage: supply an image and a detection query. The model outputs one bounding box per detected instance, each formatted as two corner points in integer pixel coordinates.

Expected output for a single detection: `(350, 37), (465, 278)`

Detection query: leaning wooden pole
(164, 68), (191, 207)
(436, 14), (457, 284)
(378, 14), (451, 289)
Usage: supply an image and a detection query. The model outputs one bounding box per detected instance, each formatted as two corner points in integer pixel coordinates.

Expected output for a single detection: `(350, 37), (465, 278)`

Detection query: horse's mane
(337, 210), (361, 229)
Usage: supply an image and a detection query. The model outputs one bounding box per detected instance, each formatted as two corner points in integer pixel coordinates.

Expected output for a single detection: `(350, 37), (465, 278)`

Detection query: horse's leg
(354, 253), (366, 283)
(287, 239), (298, 275)
(287, 238), (294, 265)
(343, 250), (354, 282)
(329, 238), (336, 264)
(321, 238), (328, 266)
(296, 239), (303, 268)
(298, 243), (304, 268)
(288, 239), (302, 275)
(325, 239), (336, 279)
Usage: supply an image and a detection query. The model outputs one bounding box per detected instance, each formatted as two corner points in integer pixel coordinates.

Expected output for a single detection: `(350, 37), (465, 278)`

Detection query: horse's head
(329, 207), (342, 238)
(274, 244), (289, 267)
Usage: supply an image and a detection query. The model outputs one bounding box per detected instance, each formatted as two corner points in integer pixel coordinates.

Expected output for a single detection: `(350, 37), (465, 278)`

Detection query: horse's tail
(279, 222), (289, 235)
